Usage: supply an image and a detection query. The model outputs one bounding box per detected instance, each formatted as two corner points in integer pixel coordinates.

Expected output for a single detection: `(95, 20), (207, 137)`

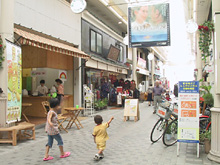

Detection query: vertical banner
(177, 81), (200, 143)
(128, 3), (170, 48)
(6, 41), (22, 123)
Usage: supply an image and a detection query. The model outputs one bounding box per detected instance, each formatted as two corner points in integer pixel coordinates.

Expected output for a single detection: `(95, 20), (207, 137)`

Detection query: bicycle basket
(157, 106), (172, 119)
(160, 100), (170, 108)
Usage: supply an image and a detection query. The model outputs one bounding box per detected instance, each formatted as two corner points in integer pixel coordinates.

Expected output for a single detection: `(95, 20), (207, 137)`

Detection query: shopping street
(0, 102), (218, 165)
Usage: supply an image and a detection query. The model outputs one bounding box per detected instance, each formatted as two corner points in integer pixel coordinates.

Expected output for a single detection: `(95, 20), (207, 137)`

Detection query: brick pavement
(0, 102), (218, 165)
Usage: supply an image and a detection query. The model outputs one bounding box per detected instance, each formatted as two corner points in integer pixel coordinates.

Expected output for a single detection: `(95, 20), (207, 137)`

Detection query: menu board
(124, 99), (138, 117)
(6, 41), (22, 123)
(177, 81), (199, 143)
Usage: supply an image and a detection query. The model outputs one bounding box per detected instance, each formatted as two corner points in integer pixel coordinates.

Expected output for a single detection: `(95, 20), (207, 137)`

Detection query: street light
(148, 53), (154, 60)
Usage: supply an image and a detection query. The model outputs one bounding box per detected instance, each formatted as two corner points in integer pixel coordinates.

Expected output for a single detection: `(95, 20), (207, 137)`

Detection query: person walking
(152, 81), (165, 114)
(146, 84), (153, 106)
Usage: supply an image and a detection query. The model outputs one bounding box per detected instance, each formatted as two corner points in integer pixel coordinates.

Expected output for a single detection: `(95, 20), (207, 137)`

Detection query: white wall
(14, 0), (81, 45)
(14, 0), (81, 103)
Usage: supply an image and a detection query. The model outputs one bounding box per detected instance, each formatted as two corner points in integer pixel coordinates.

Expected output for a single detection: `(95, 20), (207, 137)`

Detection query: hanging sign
(6, 41), (22, 123)
(70, 0), (87, 14)
(128, 2), (170, 48)
(177, 81), (200, 156)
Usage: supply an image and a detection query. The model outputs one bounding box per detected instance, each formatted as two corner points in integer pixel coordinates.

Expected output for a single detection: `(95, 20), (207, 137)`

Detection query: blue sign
(179, 81), (199, 93)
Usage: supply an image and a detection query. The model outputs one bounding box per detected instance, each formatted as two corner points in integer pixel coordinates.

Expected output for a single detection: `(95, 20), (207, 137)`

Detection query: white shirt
(36, 85), (48, 95)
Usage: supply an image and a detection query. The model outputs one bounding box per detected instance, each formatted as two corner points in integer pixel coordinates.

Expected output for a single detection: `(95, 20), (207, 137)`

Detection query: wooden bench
(0, 122), (35, 146)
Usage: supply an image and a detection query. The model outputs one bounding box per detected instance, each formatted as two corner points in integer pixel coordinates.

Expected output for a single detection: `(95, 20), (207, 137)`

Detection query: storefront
(84, 56), (128, 100)
(14, 25), (89, 118)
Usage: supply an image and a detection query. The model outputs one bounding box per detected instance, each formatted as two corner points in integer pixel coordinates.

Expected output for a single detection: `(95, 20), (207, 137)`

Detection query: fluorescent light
(109, 6), (123, 19)
(100, 0), (108, 6)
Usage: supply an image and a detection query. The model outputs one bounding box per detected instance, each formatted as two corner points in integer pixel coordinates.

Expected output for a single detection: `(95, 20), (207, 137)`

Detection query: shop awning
(14, 28), (90, 60)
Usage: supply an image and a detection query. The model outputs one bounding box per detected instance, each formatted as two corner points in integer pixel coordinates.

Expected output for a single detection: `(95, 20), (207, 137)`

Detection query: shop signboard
(58, 70), (67, 81)
(124, 99), (140, 122)
(137, 57), (146, 69)
(128, 2), (170, 48)
(6, 41), (22, 123)
(31, 71), (46, 77)
(177, 81), (200, 157)
(70, 0), (87, 14)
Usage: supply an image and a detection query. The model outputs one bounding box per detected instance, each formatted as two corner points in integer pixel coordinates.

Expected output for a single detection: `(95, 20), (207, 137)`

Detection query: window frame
(89, 29), (103, 55)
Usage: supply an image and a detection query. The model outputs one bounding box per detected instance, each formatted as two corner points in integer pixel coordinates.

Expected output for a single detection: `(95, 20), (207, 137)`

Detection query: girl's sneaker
(94, 154), (101, 161)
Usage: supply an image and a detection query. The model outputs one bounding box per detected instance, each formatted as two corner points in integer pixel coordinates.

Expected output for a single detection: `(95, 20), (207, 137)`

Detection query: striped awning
(14, 28), (90, 59)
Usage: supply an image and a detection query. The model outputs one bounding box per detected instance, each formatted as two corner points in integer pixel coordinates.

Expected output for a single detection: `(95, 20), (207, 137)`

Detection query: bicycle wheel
(162, 119), (178, 146)
(150, 118), (167, 143)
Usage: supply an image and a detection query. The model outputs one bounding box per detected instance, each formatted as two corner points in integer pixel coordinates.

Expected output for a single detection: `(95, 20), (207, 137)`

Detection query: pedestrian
(152, 81), (165, 114)
(43, 98), (70, 161)
(165, 93), (171, 101)
(146, 84), (153, 106)
(93, 115), (114, 160)
(54, 79), (64, 114)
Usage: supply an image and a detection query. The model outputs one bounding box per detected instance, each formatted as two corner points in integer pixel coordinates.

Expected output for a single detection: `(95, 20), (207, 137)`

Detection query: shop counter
(22, 95), (73, 117)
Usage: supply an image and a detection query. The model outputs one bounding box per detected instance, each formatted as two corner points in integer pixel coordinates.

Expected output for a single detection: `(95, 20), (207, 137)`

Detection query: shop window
(90, 29), (103, 54)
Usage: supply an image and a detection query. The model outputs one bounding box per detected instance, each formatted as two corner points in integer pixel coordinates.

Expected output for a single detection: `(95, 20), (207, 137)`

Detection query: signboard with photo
(128, 3), (170, 47)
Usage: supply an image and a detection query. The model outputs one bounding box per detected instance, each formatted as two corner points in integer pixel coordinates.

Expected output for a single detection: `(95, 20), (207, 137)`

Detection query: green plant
(0, 35), (5, 68)
(200, 84), (214, 107)
(198, 21), (214, 62)
(200, 130), (211, 142)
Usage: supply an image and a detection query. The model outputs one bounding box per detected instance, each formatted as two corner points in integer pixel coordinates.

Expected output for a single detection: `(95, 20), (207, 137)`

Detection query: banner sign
(177, 81), (200, 143)
(128, 3), (170, 48)
(6, 41), (22, 123)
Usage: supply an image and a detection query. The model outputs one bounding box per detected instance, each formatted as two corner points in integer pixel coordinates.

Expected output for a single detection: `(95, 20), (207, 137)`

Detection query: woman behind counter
(54, 79), (64, 113)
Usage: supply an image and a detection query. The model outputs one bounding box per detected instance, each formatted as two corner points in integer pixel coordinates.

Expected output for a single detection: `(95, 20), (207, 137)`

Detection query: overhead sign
(70, 0), (87, 14)
(177, 81), (200, 144)
(128, 3), (170, 47)
(6, 41), (22, 123)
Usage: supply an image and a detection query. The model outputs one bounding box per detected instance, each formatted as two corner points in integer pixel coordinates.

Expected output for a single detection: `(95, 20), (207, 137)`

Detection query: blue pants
(46, 134), (63, 148)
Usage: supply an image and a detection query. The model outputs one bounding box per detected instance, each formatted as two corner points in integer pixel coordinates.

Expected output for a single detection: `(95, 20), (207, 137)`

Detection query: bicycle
(150, 98), (176, 143)
(162, 102), (178, 146)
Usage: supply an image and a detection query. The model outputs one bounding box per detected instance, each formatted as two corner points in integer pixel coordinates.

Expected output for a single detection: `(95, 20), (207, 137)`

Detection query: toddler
(43, 98), (70, 161)
(92, 115), (114, 160)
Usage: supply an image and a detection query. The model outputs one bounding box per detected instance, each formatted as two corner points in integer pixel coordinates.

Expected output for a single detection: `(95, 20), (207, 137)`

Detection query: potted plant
(200, 130), (211, 154)
(200, 84), (214, 107)
(94, 101), (99, 111)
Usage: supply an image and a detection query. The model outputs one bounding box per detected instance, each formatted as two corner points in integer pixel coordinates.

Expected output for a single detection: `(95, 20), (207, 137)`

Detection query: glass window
(90, 30), (96, 52)
(90, 29), (103, 54)
(97, 33), (102, 54)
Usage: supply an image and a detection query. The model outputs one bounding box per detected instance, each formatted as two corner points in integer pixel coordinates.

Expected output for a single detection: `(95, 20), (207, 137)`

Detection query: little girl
(43, 98), (70, 161)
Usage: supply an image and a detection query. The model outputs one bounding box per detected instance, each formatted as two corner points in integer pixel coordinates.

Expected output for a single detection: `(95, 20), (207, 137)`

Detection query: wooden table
(64, 107), (84, 130)
(22, 103), (32, 122)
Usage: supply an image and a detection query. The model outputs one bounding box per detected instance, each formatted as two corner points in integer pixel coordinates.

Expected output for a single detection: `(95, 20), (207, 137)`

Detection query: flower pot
(166, 134), (172, 141)
(204, 138), (211, 154)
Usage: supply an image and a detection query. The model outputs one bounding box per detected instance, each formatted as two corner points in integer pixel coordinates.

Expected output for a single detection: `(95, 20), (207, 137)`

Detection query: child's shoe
(99, 153), (104, 159)
(94, 154), (101, 161)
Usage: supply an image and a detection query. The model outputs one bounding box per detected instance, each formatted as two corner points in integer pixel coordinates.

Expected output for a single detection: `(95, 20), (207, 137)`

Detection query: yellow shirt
(93, 123), (109, 143)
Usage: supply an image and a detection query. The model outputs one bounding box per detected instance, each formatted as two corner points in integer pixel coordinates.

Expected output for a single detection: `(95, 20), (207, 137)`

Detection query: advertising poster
(128, 3), (170, 47)
(177, 81), (200, 143)
(6, 41), (22, 123)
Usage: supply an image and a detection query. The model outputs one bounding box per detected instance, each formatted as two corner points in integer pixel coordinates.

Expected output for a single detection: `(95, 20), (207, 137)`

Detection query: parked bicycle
(162, 102), (178, 146)
(199, 106), (211, 133)
(150, 97), (178, 146)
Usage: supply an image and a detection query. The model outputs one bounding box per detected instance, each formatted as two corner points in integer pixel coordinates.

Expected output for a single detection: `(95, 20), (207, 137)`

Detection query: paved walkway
(0, 102), (218, 165)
